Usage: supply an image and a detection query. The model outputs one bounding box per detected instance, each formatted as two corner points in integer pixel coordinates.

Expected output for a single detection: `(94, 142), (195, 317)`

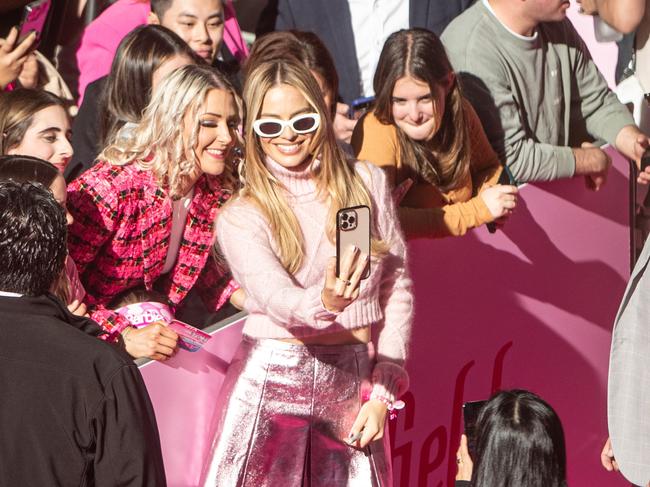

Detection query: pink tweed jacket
(67, 160), (235, 339)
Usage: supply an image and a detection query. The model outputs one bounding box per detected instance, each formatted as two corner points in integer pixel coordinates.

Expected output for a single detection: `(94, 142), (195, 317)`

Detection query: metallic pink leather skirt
(200, 335), (392, 486)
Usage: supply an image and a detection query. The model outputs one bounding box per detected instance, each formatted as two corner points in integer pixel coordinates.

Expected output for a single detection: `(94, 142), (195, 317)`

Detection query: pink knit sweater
(216, 157), (413, 400)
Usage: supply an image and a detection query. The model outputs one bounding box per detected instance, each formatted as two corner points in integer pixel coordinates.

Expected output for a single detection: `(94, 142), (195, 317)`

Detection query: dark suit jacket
(0, 293), (166, 486)
(266, 0), (474, 104)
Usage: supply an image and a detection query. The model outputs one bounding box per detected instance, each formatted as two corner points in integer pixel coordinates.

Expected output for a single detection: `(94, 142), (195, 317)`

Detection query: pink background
(139, 10), (633, 486)
(140, 150), (633, 487)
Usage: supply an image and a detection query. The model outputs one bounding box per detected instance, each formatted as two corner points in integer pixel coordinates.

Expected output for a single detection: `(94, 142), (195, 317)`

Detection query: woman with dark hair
(455, 390), (567, 487)
(0, 155), (86, 316)
(352, 28), (518, 238)
(66, 24), (200, 181)
(0, 89), (73, 173)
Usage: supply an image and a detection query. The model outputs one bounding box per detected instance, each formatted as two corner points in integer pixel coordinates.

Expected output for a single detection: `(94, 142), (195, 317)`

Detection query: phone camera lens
(348, 216), (356, 224)
(341, 222), (349, 229)
(341, 213), (349, 221)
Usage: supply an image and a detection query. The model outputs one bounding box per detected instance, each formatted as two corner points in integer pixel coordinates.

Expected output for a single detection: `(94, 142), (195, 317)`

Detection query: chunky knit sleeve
(216, 201), (339, 330)
(361, 163), (414, 401)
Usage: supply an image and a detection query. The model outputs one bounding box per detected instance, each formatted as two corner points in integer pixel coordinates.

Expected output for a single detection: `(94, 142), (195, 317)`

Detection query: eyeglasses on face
(252, 113), (321, 138)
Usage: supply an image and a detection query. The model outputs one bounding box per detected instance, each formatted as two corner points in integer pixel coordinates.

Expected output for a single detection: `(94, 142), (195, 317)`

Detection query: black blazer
(0, 294), (166, 486)
(265, 0), (475, 104)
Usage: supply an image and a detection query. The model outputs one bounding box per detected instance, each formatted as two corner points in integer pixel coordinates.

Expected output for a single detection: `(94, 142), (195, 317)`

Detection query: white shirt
(162, 188), (194, 274)
(482, 0), (538, 42)
(347, 0), (409, 97)
(0, 291), (22, 297)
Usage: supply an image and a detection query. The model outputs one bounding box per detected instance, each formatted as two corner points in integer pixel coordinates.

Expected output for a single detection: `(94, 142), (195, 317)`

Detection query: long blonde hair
(241, 60), (384, 275)
(99, 64), (243, 199)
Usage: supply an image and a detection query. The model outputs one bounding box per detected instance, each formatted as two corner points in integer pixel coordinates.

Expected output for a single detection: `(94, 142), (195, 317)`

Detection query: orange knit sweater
(351, 100), (502, 238)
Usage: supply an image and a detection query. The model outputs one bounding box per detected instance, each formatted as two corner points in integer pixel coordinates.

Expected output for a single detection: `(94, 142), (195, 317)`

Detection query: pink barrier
(140, 148), (632, 487)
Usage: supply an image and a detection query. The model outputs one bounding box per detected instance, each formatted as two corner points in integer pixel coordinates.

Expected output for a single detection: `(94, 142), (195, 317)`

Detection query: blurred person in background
(66, 24), (199, 181)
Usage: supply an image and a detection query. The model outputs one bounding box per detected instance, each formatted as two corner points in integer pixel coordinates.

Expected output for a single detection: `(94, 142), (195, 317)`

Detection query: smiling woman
(0, 89), (73, 173)
(200, 58), (413, 487)
(352, 28), (518, 239)
(67, 64), (242, 361)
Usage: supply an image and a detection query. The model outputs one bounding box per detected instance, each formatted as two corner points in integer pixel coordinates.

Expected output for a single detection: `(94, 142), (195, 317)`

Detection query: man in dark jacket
(0, 179), (166, 486)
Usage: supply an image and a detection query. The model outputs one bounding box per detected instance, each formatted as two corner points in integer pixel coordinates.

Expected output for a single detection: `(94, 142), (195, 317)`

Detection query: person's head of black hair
(0, 179), (67, 296)
(150, 0), (173, 18)
(0, 154), (59, 187)
(472, 389), (567, 487)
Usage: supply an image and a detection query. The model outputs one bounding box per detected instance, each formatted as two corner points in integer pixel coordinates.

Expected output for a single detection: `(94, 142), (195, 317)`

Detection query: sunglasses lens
(258, 121), (283, 136)
(292, 116), (317, 132)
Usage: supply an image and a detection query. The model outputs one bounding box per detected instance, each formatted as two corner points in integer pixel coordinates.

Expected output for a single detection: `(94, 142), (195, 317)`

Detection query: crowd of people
(1, 0), (649, 485)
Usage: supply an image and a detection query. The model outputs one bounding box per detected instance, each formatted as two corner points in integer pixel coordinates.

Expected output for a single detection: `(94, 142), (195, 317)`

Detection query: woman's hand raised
(321, 246), (369, 313)
(480, 184), (518, 220)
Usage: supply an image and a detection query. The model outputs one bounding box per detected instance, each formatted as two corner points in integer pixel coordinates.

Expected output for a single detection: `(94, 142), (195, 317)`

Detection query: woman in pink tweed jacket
(68, 65), (242, 360)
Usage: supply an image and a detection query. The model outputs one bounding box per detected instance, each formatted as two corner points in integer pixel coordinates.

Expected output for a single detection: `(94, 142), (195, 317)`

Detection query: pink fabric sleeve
(65, 256), (86, 303)
(216, 203), (339, 329)
(223, 0), (249, 62)
(75, 1), (149, 103)
(363, 163), (414, 401)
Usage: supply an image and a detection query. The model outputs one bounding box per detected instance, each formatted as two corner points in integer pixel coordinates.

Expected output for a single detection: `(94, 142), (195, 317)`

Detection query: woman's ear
(147, 11), (161, 25)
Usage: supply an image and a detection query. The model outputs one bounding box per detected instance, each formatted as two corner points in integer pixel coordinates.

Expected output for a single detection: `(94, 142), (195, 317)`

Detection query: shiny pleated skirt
(200, 335), (392, 487)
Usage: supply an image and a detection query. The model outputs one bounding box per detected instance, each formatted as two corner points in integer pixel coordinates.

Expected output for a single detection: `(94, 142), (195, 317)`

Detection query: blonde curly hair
(100, 64), (243, 199)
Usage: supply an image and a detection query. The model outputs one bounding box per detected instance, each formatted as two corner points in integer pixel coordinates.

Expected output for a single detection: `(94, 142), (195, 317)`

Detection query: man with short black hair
(0, 179), (166, 486)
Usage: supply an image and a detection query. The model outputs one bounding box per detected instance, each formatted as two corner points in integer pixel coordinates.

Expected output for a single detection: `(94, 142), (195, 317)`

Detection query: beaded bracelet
(365, 393), (406, 420)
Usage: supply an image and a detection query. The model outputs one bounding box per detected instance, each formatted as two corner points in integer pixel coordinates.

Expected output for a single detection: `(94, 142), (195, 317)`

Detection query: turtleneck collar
(265, 155), (321, 201)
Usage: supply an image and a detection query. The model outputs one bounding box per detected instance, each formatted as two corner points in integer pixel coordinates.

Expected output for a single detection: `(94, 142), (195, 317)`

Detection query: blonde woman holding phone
(201, 59), (413, 486)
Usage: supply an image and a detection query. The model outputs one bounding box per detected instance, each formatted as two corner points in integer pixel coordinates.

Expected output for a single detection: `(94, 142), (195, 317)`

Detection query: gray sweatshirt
(441, 1), (634, 182)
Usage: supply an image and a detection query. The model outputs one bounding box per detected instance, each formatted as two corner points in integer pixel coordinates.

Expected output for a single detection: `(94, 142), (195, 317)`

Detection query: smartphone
(487, 165), (515, 234)
(336, 205), (371, 280)
(641, 148), (650, 172)
(348, 96), (375, 120)
(463, 400), (487, 459)
(17, 0), (51, 44)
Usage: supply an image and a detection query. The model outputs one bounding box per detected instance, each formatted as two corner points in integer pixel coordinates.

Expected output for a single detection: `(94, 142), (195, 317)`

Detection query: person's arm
(345, 164), (413, 449)
(67, 168), (119, 277)
(457, 60), (576, 183)
(580, 0), (645, 34)
(465, 100), (503, 191)
(93, 364), (166, 487)
(194, 255), (239, 312)
(351, 112), (399, 188)
(567, 22), (636, 148)
(215, 203), (340, 329)
(368, 164), (413, 402)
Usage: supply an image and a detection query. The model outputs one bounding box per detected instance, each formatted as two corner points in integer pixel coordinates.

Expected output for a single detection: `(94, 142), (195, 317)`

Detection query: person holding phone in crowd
(352, 28), (517, 238)
(67, 25), (199, 181)
(200, 59), (413, 485)
(67, 64), (242, 361)
(455, 390), (567, 487)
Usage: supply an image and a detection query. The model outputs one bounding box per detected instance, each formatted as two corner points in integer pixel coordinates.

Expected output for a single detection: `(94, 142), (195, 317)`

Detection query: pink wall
(140, 150), (632, 487)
